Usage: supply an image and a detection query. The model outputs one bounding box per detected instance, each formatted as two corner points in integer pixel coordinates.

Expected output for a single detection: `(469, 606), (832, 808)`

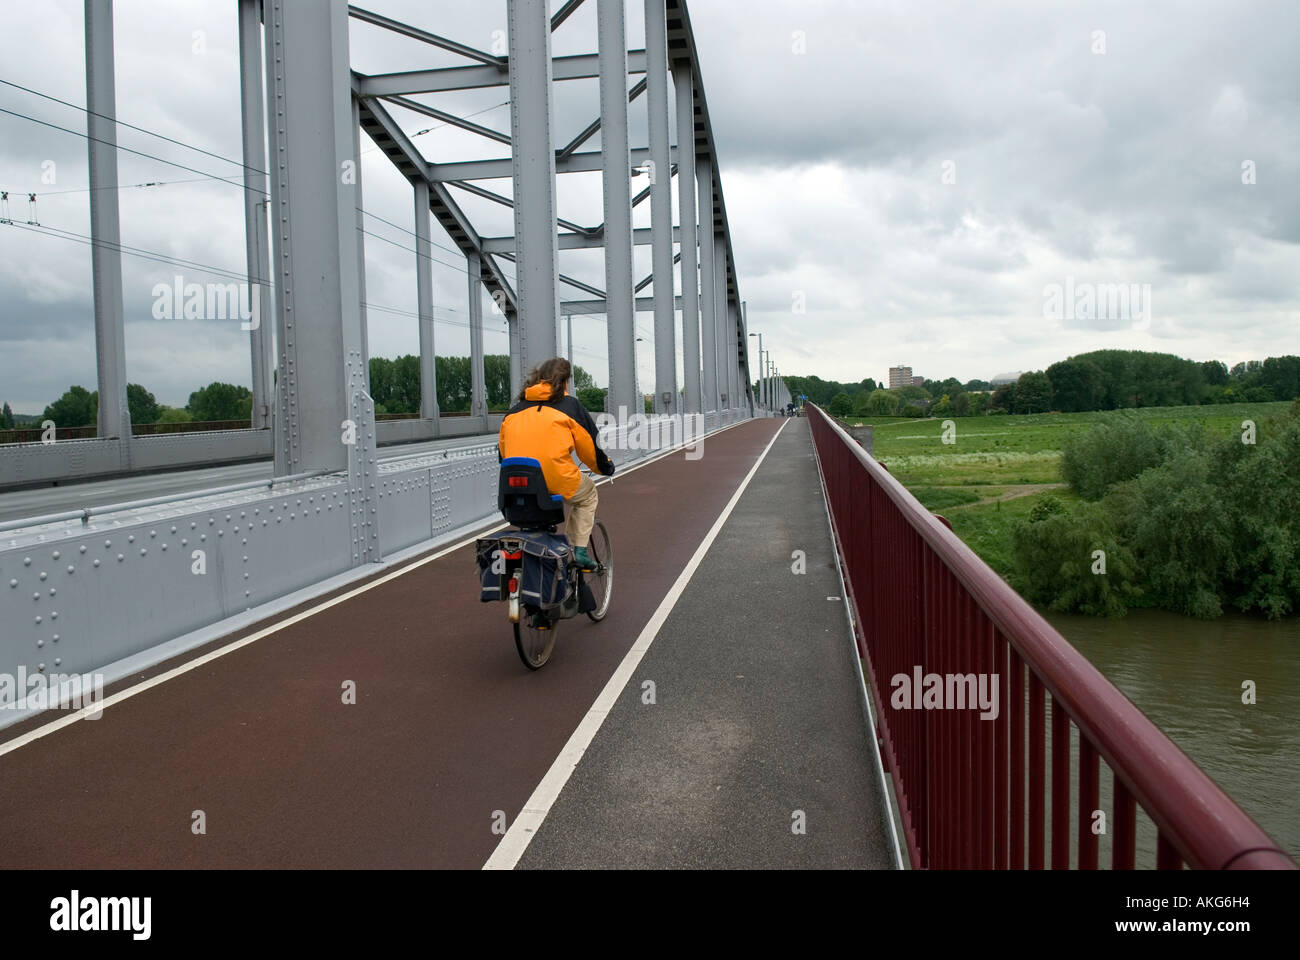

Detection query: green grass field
(842, 402), (1291, 576)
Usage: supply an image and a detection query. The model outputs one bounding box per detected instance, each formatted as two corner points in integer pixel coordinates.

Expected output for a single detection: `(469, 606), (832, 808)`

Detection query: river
(1046, 608), (1300, 862)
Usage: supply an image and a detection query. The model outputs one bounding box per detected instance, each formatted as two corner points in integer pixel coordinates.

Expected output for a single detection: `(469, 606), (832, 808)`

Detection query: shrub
(1011, 499), (1137, 616)
(1060, 412), (1164, 500)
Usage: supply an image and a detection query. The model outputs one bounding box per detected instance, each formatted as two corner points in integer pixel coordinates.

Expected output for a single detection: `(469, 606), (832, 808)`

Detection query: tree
(865, 389), (900, 416)
(1260, 355), (1300, 402)
(989, 382), (1016, 412)
(187, 382), (253, 421)
(484, 354), (512, 409)
(43, 385), (98, 427)
(577, 386), (606, 412)
(952, 391), (971, 416)
(963, 379), (990, 393)
(896, 384), (931, 404)
(433, 355), (469, 412)
(1201, 360), (1229, 387)
(127, 383), (161, 425)
(827, 392), (853, 416)
(1013, 371), (1052, 413)
(572, 365), (595, 391)
(1046, 358), (1105, 412)
(860, 378), (877, 393)
(157, 406), (192, 423)
(0, 402), (13, 429)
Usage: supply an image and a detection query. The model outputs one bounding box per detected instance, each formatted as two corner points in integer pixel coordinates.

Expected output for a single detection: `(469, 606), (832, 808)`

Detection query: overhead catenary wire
(0, 106), (259, 196)
(0, 77), (265, 176)
(2, 220), (481, 329)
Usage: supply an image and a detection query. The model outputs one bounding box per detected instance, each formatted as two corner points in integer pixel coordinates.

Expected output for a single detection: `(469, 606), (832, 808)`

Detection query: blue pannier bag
(475, 535), (507, 602)
(474, 531), (571, 607)
(518, 531), (571, 608)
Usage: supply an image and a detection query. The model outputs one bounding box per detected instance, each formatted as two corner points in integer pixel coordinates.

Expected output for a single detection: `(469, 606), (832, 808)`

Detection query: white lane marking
(0, 418), (755, 757)
(483, 418), (791, 870)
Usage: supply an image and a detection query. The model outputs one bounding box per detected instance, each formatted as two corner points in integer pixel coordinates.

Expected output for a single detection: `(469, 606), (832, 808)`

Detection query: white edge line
(0, 416), (755, 759)
(483, 417), (791, 870)
(807, 415), (907, 870)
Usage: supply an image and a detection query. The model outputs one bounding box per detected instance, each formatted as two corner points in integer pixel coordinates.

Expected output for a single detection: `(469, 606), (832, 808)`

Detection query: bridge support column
(84, 0), (131, 464)
(598, 0), (637, 421)
(674, 62), (701, 416)
(741, 301), (752, 414)
(263, 0), (379, 561)
(644, 0), (677, 416)
(726, 300), (740, 413)
(415, 180), (440, 431)
(713, 233), (727, 410)
(239, 0), (274, 432)
(468, 253), (487, 423)
(697, 158), (718, 413)
(507, 0), (560, 379)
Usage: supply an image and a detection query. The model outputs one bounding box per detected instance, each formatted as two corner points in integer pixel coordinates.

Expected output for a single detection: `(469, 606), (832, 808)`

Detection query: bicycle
(477, 458), (614, 670)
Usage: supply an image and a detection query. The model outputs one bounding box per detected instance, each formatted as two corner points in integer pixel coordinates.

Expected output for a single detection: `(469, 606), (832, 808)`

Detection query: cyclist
(498, 357), (615, 569)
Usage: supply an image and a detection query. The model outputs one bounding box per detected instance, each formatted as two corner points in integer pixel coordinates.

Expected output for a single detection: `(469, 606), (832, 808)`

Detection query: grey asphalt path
(517, 417), (896, 869)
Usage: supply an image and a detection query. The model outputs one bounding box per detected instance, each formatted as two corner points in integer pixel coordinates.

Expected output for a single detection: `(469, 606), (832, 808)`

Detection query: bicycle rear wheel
(514, 609), (558, 670)
(584, 518), (613, 621)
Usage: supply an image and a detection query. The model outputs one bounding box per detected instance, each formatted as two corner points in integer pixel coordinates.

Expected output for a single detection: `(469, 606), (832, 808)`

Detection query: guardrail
(0, 420), (257, 444)
(806, 403), (1295, 870)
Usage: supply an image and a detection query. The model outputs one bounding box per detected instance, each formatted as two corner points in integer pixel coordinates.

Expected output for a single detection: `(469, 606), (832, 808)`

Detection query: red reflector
(503, 551), (522, 560)
(508, 577), (518, 592)
(508, 476), (529, 487)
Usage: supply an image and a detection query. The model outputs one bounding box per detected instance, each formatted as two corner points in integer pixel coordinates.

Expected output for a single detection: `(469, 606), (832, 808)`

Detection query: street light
(748, 332), (765, 412)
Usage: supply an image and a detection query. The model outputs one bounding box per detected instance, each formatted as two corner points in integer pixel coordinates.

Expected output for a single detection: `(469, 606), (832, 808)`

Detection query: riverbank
(847, 402), (1291, 580)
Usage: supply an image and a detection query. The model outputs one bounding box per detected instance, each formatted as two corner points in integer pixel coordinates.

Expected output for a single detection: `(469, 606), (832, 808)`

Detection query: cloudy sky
(1, 0), (1297, 413)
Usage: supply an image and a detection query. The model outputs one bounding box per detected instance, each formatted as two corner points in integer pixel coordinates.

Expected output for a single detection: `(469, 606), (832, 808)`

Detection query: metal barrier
(806, 403), (1295, 870)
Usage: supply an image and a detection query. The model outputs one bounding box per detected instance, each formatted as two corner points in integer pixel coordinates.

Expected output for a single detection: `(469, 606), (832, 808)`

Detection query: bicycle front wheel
(514, 609), (558, 670)
(585, 518), (613, 621)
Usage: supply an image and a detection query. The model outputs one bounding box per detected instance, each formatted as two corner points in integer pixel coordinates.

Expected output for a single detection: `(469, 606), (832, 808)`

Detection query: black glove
(597, 450), (616, 476)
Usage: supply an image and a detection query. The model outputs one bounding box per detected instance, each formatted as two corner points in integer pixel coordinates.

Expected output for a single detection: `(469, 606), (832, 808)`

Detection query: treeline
(1020, 351), (1300, 412)
(796, 350), (1300, 419)
(369, 355), (513, 414)
(1011, 402), (1300, 620)
(18, 355), (590, 429)
(28, 382), (253, 428)
(368, 355), (600, 414)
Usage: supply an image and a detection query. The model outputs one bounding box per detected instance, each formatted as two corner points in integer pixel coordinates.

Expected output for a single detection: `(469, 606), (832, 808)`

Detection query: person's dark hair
(518, 357), (572, 402)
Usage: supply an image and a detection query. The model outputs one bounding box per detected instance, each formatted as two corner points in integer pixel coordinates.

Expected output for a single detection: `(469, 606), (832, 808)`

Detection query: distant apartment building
(911, 376), (924, 387)
(888, 365), (913, 390)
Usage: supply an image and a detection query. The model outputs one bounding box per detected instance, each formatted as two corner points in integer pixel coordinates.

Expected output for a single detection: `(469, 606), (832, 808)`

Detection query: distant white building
(990, 371), (1023, 387)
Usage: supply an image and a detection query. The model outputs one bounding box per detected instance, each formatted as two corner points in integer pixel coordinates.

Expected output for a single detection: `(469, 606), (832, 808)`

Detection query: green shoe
(573, 546), (594, 569)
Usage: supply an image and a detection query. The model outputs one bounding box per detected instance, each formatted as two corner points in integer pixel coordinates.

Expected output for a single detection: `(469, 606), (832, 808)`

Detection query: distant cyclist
(498, 357), (615, 569)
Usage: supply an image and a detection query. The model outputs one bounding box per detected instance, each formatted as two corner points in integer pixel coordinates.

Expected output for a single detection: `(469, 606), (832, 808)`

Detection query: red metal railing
(807, 403), (1295, 870)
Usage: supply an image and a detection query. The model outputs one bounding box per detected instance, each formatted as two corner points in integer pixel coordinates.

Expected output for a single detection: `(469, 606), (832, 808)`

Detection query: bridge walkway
(512, 416), (896, 868)
(0, 417), (893, 869)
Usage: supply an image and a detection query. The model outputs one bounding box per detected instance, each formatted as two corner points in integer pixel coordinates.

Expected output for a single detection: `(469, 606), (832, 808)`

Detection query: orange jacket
(498, 383), (613, 499)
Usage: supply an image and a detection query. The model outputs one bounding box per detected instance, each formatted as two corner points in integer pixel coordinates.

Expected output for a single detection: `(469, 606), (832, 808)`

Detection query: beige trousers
(565, 474), (598, 547)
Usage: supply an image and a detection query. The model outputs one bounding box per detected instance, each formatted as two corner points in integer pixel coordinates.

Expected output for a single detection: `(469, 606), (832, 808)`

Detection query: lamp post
(748, 332), (763, 411)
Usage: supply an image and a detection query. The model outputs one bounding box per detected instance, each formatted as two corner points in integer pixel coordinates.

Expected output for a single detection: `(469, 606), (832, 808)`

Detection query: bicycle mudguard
(577, 574), (597, 614)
